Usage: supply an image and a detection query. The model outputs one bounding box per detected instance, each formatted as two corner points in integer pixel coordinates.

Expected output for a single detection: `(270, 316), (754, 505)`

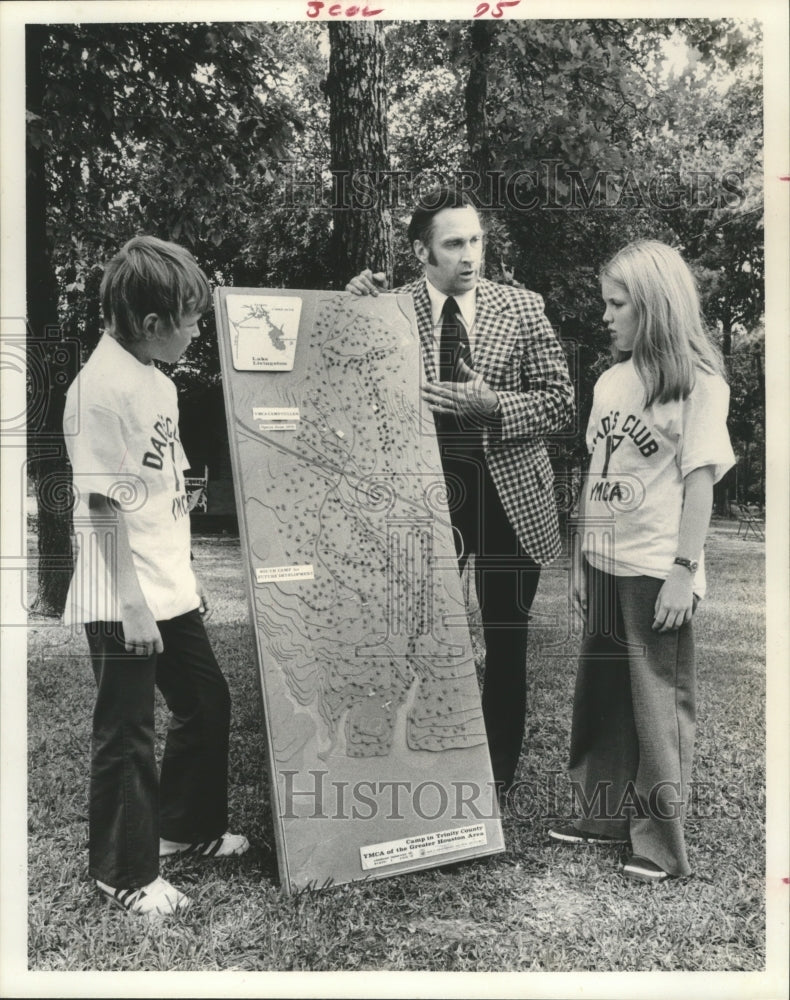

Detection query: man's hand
(421, 358), (500, 420)
(121, 602), (163, 656)
(652, 567), (694, 632)
(345, 269), (388, 296)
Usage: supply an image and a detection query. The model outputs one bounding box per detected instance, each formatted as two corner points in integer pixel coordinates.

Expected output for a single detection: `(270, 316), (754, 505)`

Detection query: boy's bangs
(181, 267), (212, 317)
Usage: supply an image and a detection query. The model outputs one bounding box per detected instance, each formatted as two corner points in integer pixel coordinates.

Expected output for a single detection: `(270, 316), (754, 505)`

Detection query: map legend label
(255, 564), (315, 584)
(254, 406), (301, 431)
(253, 407), (301, 422)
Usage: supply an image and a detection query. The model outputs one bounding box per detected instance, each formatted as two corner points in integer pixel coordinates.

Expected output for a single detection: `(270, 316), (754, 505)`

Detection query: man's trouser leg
(475, 465), (540, 791)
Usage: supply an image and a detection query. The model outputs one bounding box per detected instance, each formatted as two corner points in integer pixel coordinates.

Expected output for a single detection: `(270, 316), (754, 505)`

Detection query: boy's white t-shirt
(582, 357), (735, 598)
(63, 334), (200, 625)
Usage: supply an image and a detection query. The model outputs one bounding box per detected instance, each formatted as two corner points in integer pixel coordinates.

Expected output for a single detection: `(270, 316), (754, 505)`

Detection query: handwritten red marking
(780, 177), (790, 182)
(306, 1), (384, 16)
(474, 0), (521, 18)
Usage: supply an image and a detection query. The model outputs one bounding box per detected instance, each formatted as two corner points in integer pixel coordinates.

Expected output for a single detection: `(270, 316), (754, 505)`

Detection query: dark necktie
(435, 296), (482, 447)
(438, 296), (472, 383)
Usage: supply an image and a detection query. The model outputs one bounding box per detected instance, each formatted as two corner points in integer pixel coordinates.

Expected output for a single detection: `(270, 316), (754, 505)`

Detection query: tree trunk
(464, 20), (495, 181)
(326, 22), (393, 289)
(26, 25), (73, 617)
(721, 320), (732, 358)
(464, 21), (496, 276)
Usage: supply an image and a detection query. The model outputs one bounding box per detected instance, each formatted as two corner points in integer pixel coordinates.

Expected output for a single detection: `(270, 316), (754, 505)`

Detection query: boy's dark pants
(85, 609), (230, 888)
(568, 564), (696, 876)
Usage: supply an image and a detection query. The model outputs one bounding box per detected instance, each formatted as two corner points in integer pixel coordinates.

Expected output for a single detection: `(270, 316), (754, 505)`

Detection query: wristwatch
(673, 556), (699, 574)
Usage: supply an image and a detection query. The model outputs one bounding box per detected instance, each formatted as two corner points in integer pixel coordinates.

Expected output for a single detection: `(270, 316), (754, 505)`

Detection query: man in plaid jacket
(347, 186), (574, 796)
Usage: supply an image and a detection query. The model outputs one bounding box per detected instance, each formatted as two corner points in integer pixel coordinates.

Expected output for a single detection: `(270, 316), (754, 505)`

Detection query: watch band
(673, 556), (698, 573)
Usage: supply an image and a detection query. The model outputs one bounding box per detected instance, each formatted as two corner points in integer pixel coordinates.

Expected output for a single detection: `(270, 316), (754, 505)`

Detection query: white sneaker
(96, 875), (191, 916)
(159, 831), (250, 859)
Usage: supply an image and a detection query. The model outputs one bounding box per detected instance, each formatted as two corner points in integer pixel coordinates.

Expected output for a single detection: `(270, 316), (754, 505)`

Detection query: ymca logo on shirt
(142, 414), (190, 520)
(588, 409), (657, 506)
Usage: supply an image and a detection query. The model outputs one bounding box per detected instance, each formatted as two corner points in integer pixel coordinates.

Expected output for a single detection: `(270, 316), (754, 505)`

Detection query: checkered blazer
(395, 276), (575, 565)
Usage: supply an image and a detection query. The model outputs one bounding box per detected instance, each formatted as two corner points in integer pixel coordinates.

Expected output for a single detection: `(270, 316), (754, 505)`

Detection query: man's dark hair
(406, 185), (479, 247)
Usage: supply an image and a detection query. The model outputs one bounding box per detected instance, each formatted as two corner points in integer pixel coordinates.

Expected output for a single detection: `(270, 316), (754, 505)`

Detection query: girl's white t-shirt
(63, 334), (200, 625)
(582, 357), (735, 598)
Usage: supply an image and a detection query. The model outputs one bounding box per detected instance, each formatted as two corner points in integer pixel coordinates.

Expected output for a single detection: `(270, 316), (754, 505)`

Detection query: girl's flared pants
(568, 563), (696, 876)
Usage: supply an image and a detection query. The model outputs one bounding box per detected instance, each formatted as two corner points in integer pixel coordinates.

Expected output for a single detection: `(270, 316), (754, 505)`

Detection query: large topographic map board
(215, 287), (504, 891)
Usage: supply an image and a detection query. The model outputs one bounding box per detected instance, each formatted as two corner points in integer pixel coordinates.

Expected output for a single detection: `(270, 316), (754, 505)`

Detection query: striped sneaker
(96, 875), (190, 916)
(548, 823), (629, 845)
(159, 831), (250, 859)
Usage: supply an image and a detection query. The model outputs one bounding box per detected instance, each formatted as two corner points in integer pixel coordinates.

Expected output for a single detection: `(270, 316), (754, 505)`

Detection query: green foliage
(636, 68), (764, 339)
(31, 19), (764, 485)
(726, 327), (765, 502)
(29, 21), (305, 390)
(423, 19), (764, 481)
(32, 21), (301, 234)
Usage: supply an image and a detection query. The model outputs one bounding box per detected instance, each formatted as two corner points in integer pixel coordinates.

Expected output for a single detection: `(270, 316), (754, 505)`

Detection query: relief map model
(219, 290), (487, 765)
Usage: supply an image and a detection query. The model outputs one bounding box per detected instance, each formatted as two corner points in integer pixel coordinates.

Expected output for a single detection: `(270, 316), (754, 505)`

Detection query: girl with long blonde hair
(549, 240), (735, 882)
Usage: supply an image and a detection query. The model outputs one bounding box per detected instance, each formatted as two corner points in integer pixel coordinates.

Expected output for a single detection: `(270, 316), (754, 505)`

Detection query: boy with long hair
(63, 236), (248, 915)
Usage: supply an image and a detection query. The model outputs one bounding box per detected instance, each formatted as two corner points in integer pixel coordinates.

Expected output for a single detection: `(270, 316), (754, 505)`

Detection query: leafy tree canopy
(30, 17), (764, 476)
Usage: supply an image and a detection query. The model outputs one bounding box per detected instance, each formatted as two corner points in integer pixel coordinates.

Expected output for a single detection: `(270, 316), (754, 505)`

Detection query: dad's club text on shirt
(142, 414), (190, 520)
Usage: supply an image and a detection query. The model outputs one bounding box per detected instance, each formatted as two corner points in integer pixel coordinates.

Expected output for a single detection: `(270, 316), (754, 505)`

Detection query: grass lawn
(26, 522), (766, 973)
